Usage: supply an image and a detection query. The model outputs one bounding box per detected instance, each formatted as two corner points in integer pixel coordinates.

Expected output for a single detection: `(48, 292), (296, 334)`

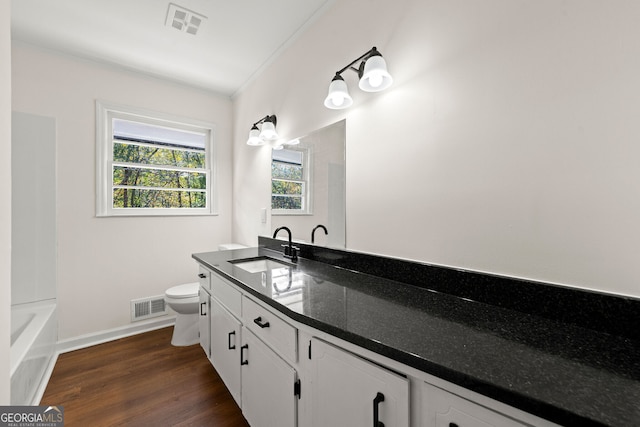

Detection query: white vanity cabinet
(209, 297), (242, 405)
(201, 269), (299, 427)
(309, 338), (409, 427)
(241, 295), (299, 427)
(196, 264), (557, 427)
(208, 273), (243, 405)
(240, 327), (298, 427)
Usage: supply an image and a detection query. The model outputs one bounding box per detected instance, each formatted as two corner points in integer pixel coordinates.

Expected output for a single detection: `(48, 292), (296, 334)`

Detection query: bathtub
(10, 300), (57, 405)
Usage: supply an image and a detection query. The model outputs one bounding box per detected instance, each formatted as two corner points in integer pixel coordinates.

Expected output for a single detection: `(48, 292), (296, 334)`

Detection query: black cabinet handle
(228, 331), (236, 350)
(240, 344), (249, 365)
(449, 424), (459, 427)
(198, 273), (207, 279)
(253, 316), (270, 328)
(200, 302), (206, 316)
(373, 392), (385, 427)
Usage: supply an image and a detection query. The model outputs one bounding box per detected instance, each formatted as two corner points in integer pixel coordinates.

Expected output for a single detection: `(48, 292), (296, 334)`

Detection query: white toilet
(164, 282), (200, 346)
(165, 244), (247, 347)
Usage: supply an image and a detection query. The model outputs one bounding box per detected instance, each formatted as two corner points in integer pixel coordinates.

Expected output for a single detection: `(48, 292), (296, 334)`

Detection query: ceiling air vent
(165, 3), (207, 35)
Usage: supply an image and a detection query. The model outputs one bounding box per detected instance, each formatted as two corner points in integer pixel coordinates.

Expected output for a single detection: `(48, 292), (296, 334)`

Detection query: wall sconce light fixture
(324, 46), (393, 109)
(246, 115), (278, 146)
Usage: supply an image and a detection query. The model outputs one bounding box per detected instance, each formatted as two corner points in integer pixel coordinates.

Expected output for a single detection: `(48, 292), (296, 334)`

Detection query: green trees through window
(111, 118), (208, 209)
(271, 149), (306, 211)
(96, 102), (216, 216)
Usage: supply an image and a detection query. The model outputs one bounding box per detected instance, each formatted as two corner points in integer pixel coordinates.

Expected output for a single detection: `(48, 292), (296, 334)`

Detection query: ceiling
(11, 0), (332, 96)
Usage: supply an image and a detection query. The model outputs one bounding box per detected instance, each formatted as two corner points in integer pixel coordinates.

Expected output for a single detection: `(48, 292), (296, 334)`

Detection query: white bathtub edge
(56, 316), (176, 355)
(32, 351), (58, 405)
(10, 301), (57, 378)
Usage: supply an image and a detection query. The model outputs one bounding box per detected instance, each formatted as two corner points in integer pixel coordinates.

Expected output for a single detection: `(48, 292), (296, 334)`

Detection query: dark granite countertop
(193, 243), (640, 427)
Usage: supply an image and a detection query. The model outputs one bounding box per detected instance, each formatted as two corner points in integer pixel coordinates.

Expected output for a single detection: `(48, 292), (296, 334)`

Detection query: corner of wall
(1, 0), (12, 405)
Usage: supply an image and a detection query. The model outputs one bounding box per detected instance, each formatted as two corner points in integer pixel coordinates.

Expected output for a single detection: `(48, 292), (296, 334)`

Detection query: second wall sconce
(324, 46), (393, 110)
(246, 115), (278, 146)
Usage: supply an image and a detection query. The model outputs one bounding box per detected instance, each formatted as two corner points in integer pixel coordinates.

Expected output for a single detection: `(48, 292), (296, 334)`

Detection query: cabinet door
(310, 338), (409, 427)
(198, 288), (210, 358)
(210, 297), (242, 405)
(241, 327), (297, 427)
(423, 382), (527, 427)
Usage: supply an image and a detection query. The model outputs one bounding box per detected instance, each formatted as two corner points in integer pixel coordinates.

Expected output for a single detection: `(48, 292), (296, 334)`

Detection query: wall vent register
(131, 296), (168, 322)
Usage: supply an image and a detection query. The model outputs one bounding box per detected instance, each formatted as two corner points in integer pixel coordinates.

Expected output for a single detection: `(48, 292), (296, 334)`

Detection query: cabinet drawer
(423, 382), (528, 427)
(243, 296), (297, 362)
(198, 266), (211, 291)
(211, 274), (242, 318)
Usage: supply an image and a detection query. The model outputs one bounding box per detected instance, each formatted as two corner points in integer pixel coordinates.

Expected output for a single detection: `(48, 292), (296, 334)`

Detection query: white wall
(1, 0), (12, 405)
(12, 42), (234, 340)
(12, 112), (57, 305)
(234, 0), (640, 298)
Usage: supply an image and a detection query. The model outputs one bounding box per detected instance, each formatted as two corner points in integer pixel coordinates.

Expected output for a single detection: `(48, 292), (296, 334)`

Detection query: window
(96, 101), (216, 216)
(271, 148), (311, 214)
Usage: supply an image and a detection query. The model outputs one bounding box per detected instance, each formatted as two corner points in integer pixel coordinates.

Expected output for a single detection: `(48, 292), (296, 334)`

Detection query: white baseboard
(56, 316), (176, 355)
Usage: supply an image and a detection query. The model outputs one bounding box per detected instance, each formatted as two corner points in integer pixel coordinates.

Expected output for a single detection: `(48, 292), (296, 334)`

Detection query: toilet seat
(165, 282), (199, 299)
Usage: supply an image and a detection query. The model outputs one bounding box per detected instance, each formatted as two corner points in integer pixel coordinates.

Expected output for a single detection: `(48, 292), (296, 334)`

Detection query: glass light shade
(358, 55), (393, 92)
(259, 121), (278, 140)
(324, 77), (353, 109)
(246, 128), (263, 146)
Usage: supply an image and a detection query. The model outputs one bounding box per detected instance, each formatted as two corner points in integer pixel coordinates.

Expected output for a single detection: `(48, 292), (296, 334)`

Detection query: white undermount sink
(229, 256), (293, 273)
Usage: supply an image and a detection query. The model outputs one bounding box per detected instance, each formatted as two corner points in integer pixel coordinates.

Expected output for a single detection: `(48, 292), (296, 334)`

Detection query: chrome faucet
(273, 226), (298, 262)
(311, 225), (328, 244)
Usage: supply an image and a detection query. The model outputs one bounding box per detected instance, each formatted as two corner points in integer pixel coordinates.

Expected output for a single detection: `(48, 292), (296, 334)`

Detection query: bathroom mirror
(270, 120), (345, 248)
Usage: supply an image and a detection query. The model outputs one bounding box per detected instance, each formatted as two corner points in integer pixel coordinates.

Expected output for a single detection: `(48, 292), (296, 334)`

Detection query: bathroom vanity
(193, 237), (640, 427)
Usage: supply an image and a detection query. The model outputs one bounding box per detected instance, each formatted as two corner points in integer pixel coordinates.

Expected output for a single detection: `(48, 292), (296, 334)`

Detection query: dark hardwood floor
(41, 326), (250, 427)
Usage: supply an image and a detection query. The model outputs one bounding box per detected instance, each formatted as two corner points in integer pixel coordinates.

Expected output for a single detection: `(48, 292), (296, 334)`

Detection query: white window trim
(272, 147), (313, 216)
(96, 100), (218, 217)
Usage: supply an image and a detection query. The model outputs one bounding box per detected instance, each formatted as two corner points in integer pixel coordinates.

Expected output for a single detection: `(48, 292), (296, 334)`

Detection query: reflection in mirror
(271, 120), (346, 248)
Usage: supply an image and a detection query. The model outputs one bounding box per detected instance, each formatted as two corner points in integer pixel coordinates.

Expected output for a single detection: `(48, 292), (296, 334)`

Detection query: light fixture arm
(246, 114), (279, 146)
(324, 46), (392, 109)
(334, 47), (380, 78)
(252, 115), (277, 128)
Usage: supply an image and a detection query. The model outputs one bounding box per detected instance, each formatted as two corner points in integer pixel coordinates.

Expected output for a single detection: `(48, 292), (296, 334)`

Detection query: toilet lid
(166, 282), (199, 299)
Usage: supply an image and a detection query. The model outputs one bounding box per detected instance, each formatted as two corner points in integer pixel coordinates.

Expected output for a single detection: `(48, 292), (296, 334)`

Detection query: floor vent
(131, 296), (168, 322)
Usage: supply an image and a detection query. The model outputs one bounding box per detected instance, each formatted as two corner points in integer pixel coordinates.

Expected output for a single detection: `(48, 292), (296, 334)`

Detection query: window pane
(113, 166), (206, 190)
(272, 195), (302, 210)
(272, 149), (303, 165)
(272, 162), (303, 180)
(114, 142), (205, 168)
(113, 118), (206, 150)
(113, 188), (206, 208)
(272, 180), (303, 196)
